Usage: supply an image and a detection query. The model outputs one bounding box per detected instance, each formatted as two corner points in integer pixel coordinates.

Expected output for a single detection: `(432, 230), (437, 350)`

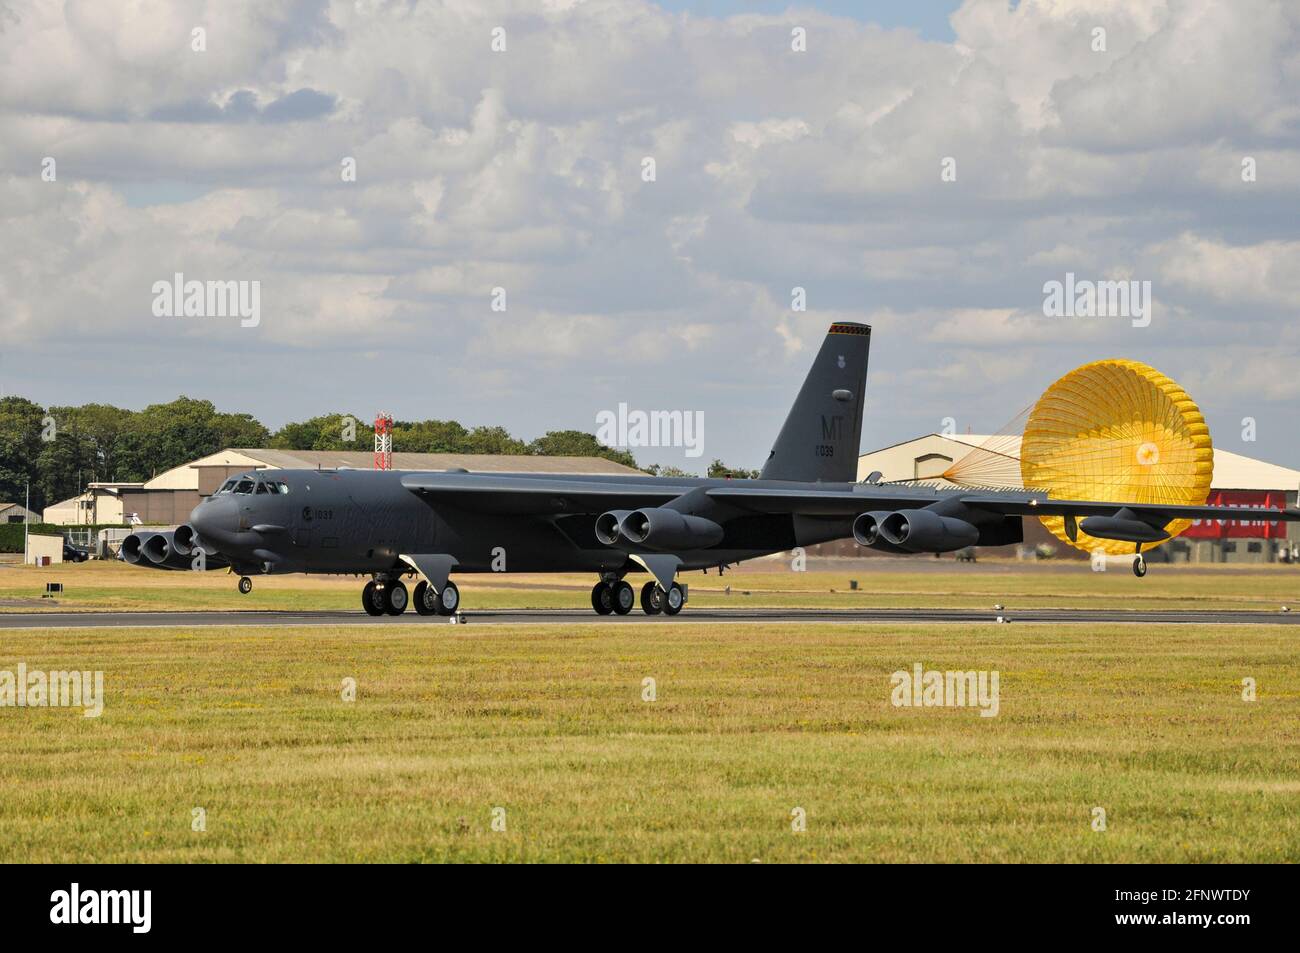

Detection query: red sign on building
(1183, 490), (1288, 539)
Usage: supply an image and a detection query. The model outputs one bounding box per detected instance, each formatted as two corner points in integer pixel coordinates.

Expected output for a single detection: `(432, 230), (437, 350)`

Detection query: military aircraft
(119, 322), (1299, 616)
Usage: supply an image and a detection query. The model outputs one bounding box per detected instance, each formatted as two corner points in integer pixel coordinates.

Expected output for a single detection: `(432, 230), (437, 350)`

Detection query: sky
(2, 0), (1298, 472)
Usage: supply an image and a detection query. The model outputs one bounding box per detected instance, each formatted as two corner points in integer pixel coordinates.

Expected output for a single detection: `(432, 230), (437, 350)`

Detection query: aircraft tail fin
(759, 323), (870, 484)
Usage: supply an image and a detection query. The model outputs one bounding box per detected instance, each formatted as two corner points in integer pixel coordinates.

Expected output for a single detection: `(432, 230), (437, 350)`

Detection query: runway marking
(0, 608), (1295, 630)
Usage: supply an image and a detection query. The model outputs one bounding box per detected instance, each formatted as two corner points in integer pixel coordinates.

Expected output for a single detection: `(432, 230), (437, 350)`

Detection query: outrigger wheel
(1133, 553), (1147, 578)
(237, 576), (253, 595)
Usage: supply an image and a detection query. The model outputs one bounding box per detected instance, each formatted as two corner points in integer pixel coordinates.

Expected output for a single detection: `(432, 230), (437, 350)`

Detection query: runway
(0, 607), (1296, 629)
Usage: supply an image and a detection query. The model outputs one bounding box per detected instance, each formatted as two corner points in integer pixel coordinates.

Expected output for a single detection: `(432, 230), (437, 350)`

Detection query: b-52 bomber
(120, 323), (1299, 616)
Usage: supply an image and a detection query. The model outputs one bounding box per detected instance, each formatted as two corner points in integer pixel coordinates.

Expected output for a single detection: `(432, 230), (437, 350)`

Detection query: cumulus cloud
(1, 0), (1297, 469)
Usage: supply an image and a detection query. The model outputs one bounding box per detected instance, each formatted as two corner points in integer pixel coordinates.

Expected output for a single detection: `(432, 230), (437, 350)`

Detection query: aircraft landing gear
(385, 580), (408, 615)
(237, 576), (253, 595)
(362, 580), (385, 616)
(662, 582), (685, 616)
(413, 579), (459, 616)
(1132, 553), (1147, 578)
(591, 580), (615, 615)
(641, 581), (663, 615)
(639, 581), (684, 615)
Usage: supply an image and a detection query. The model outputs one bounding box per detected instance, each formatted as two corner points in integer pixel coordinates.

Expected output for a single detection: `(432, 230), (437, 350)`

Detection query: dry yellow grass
(1, 620), (1297, 862)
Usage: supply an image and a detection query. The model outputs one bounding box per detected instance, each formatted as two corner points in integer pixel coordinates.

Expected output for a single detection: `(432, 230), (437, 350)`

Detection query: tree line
(0, 396), (753, 515)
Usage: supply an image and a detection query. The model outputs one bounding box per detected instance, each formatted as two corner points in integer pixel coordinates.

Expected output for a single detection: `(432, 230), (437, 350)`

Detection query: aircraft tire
(238, 576), (253, 595)
(663, 583), (685, 615)
(1132, 555), (1147, 578)
(591, 582), (615, 615)
(384, 581), (409, 615)
(437, 581), (460, 616)
(413, 580), (438, 616)
(612, 580), (635, 615)
(640, 581), (663, 615)
(362, 581), (386, 616)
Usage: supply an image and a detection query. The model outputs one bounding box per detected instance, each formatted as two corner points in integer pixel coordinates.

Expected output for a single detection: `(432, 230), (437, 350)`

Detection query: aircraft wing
(399, 472), (690, 514)
(401, 472), (1300, 526)
(708, 485), (1300, 524)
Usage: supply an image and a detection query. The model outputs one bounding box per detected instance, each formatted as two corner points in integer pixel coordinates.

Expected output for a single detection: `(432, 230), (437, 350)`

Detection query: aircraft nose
(190, 495), (237, 544)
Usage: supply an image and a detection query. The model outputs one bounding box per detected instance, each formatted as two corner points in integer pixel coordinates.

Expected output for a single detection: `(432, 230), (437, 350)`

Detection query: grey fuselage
(189, 467), (900, 577)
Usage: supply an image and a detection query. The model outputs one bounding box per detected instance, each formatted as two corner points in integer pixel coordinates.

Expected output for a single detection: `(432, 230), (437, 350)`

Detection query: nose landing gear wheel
(362, 581), (385, 616)
(385, 581), (409, 615)
(1132, 554), (1147, 578)
(641, 581), (663, 615)
(663, 583), (685, 616)
(237, 576), (252, 595)
(591, 582), (614, 615)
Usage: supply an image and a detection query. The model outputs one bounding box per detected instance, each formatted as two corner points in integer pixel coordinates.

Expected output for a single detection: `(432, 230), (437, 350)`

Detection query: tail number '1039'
(815, 444), (835, 457)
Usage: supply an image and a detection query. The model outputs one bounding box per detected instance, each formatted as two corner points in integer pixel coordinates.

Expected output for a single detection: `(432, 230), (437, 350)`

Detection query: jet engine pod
(878, 508), (980, 553)
(119, 532), (148, 565)
(622, 508), (724, 551)
(595, 510), (633, 545)
(851, 511), (894, 547)
(143, 531), (173, 565)
(172, 523), (198, 556)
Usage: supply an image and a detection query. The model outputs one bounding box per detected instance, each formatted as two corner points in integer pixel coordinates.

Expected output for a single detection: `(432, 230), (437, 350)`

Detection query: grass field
(1, 620), (1298, 862)
(2, 558), (1299, 613)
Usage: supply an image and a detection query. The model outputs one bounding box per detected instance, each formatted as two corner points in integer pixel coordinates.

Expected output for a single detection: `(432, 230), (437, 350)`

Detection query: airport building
(856, 434), (1300, 563)
(42, 448), (641, 526)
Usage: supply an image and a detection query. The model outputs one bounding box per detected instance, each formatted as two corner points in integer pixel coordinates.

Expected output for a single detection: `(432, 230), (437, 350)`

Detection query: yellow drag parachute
(1019, 359), (1213, 554)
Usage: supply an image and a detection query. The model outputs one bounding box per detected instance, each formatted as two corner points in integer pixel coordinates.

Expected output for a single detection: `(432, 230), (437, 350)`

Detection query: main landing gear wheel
(362, 581), (385, 616)
(641, 581), (663, 615)
(591, 582), (615, 615)
(413, 580), (438, 616)
(384, 580), (409, 615)
(1132, 554), (1147, 578)
(611, 580), (635, 616)
(437, 581), (460, 616)
(663, 583), (685, 616)
(237, 576), (253, 595)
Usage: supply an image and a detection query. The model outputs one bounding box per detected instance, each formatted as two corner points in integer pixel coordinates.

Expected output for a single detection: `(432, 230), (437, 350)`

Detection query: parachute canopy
(945, 359), (1214, 554)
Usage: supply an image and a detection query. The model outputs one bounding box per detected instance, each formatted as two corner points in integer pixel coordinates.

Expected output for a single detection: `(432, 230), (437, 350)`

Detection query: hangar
(42, 448), (640, 526)
(857, 434), (1300, 563)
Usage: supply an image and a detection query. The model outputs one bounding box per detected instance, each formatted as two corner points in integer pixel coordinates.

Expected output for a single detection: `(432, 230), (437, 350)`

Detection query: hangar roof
(861, 434), (1300, 492)
(222, 448), (641, 475)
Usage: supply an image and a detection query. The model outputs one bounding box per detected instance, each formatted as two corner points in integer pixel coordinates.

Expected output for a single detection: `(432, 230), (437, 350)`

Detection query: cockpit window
(255, 482), (269, 494)
(218, 480), (237, 494)
(271, 481), (290, 494)
(234, 479), (255, 494)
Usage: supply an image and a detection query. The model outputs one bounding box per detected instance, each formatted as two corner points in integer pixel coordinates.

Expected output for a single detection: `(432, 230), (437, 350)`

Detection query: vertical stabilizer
(759, 323), (870, 483)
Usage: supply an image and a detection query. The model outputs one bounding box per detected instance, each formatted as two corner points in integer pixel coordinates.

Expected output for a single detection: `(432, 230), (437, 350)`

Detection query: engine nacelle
(119, 532), (150, 565)
(852, 511), (895, 547)
(878, 508), (980, 553)
(172, 523), (198, 556)
(621, 508), (724, 551)
(595, 510), (634, 545)
(143, 531), (194, 570)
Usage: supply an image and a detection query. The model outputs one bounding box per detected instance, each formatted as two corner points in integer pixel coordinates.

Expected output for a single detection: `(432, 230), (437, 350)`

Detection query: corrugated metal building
(43, 448), (640, 526)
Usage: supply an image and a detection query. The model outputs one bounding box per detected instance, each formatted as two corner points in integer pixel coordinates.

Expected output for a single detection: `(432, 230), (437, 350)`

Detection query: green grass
(3, 559), (1299, 613)
(1, 622), (1297, 862)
